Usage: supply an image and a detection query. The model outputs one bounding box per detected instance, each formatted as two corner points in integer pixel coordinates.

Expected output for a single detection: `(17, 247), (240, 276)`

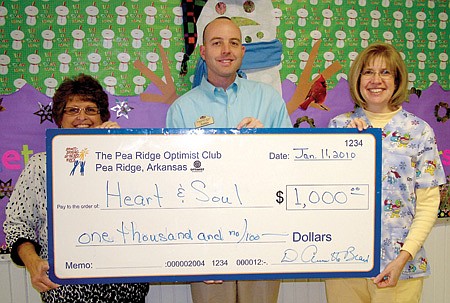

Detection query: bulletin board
(0, 0), (448, 252)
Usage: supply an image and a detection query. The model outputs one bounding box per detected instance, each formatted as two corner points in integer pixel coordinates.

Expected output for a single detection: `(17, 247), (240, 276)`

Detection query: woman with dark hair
(326, 43), (445, 302)
(3, 74), (149, 303)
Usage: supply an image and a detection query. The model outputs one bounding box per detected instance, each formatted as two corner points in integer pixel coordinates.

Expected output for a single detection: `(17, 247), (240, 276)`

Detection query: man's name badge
(195, 115), (214, 128)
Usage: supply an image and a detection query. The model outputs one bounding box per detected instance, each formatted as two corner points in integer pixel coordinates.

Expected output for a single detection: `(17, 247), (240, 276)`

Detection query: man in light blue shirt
(166, 17), (292, 130)
(165, 16), (291, 303)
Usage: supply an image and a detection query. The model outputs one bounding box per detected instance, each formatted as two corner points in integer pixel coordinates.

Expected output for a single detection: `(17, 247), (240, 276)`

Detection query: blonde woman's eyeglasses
(360, 69), (393, 79)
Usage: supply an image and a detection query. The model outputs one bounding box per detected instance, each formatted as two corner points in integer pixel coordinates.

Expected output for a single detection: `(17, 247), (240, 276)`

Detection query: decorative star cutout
(111, 98), (134, 119)
(33, 102), (53, 124)
(0, 179), (13, 200)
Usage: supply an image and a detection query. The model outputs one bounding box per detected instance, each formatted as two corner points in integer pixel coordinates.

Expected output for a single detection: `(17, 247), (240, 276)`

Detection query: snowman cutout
(55, 4), (69, 26)
(131, 27), (144, 49)
(272, 8), (282, 26)
(370, 9), (381, 28)
(310, 29), (322, 47)
(11, 28), (24, 50)
(104, 75), (118, 95)
(117, 52), (131, 72)
(58, 52), (72, 73)
(360, 30), (370, 48)
(383, 31), (393, 44)
(146, 51), (160, 71)
(298, 51), (309, 70)
(284, 30), (296, 49)
(0, 4), (7, 26)
(407, 72), (416, 90)
(160, 29), (172, 49)
(0, 53), (10, 75)
(347, 9), (357, 27)
(438, 52), (447, 70)
(175, 52), (185, 71)
(27, 53), (41, 74)
(393, 10), (403, 28)
(102, 28), (115, 49)
(86, 5), (99, 25)
(25, 4), (38, 26)
(323, 51), (335, 69)
(14, 78), (27, 91)
(173, 6), (183, 25)
(348, 51), (358, 67)
(44, 76), (58, 97)
(286, 73), (298, 84)
(133, 75), (146, 95)
(438, 12), (448, 30)
(416, 11), (426, 29)
(297, 8), (308, 27)
(88, 52), (102, 73)
(72, 28), (86, 50)
(427, 32), (437, 50)
(144, 5), (157, 25)
(42, 28), (55, 50)
(405, 31), (415, 49)
(322, 7), (333, 27)
(428, 73), (437, 86)
(335, 30), (346, 48)
(417, 52), (426, 70)
(116, 5), (128, 25)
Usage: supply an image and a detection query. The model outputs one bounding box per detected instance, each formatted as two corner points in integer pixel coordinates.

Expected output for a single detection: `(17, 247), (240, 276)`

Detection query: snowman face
(144, 6), (157, 15)
(88, 53), (101, 63)
(11, 30), (24, 40)
(360, 31), (370, 39)
(44, 78), (57, 86)
(131, 29), (144, 39)
(427, 32), (437, 40)
(0, 7), (8, 16)
(438, 53), (448, 61)
(42, 30), (56, 39)
(417, 53), (426, 60)
(27, 54), (41, 64)
(197, 0), (278, 45)
(117, 53), (131, 62)
(0, 55), (10, 64)
(393, 11), (403, 19)
(347, 9), (357, 18)
(405, 32), (415, 40)
(104, 77), (117, 85)
(55, 6), (69, 16)
(133, 76), (146, 85)
(146, 52), (159, 61)
(102, 29), (115, 39)
(72, 30), (86, 39)
(25, 6), (38, 16)
(86, 6), (99, 15)
(297, 8), (308, 18)
(58, 53), (72, 63)
(115, 6), (129, 15)
(416, 12), (426, 21)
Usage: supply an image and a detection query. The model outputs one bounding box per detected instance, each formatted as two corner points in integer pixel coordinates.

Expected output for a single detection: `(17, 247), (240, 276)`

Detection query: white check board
(47, 128), (381, 284)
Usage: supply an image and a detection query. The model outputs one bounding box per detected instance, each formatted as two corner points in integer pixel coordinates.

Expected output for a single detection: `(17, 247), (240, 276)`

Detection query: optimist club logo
(64, 147), (89, 176)
(190, 160), (204, 172)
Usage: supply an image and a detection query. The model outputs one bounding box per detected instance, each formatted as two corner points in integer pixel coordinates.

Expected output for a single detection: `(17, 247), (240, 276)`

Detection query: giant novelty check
(47, 128), (381, 284)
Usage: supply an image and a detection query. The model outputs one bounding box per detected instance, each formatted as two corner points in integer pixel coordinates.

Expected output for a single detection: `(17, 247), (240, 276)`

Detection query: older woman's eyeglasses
(360, 69), (393, 79)
(63, 107), (100, 116)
